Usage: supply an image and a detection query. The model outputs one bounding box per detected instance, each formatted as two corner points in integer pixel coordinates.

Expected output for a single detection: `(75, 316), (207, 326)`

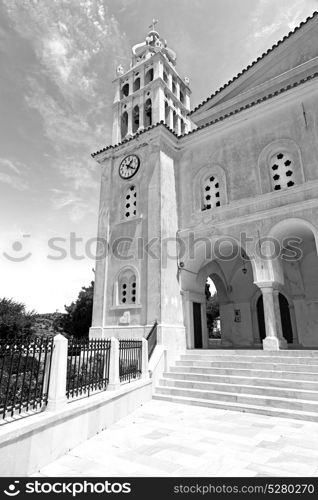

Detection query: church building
(90, 14), (318, 356)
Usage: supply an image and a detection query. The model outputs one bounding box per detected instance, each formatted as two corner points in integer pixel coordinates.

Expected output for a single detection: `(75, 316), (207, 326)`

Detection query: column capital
(254, 280), (281, 291)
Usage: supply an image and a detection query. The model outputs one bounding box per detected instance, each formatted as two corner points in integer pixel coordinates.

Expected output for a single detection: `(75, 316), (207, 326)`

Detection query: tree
(0, 298), (36, 339)
(205, 283), (220, 337)
(58, 281), (94, 339)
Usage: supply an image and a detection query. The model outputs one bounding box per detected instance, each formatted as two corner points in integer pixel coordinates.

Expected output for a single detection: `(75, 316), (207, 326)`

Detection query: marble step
(175, 360), (318, 372)
(159, 377), (318, 401)
(163, 371), (318, 391)
(155, 386), (318, 412)
(153, 393), (318, 422)
(180, 354), (318, 365)
(170, 365), (318, 380)
(185, 349), (318, 357)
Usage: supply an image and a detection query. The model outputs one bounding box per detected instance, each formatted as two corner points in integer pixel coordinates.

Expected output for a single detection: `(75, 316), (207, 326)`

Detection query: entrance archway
(268, 218), (318, 347)
(256, 293), (293, 344)
(181, 237), (259, 349)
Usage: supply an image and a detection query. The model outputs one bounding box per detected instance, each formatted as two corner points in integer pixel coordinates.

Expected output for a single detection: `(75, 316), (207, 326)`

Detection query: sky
(0, 0), (318, 313)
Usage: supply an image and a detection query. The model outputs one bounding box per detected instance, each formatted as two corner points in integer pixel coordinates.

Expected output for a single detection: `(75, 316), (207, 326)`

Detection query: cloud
(2, 0), (129, 222)
(0, 158), (29, 191)
(0, 173), (29, 191)
(246, 0), (317, 57)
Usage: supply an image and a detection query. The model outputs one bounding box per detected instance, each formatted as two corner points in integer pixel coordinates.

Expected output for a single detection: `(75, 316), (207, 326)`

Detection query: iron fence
(146, 321), (158, 360)
(66, 338), (111, 400)
(0, 336), (53, 421)
(119, 339), (142, 383)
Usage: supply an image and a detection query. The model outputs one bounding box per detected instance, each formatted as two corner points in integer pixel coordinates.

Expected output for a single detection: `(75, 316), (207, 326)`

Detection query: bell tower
(112, 20), (192, 144)
(90, 22), (190, 362)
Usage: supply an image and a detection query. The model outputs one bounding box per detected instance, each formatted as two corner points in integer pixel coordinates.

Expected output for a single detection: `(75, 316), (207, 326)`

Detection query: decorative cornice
(189, 11), (318, 116)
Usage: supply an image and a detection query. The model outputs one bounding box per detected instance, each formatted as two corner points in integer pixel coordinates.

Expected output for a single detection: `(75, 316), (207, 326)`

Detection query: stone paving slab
(34, 400), (318, 477)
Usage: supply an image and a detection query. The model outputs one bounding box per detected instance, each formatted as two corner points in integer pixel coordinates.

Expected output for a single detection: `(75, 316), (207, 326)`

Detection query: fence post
(108, 337), (120, 390)
(141, 338), (149, 379)
(46, 334), (68, 412)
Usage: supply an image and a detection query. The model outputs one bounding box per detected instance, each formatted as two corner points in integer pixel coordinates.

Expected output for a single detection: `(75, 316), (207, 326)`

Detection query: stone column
(176, 115), (181, 136)
(141, 338), (149, 379)
(175, 81), (181, 100)
(46, 334), (68, 412)
(258, 282), (287, 350)
(127, 103), (133, 136)
(139, 93), (145, 131)
(108, 337), (120, 390)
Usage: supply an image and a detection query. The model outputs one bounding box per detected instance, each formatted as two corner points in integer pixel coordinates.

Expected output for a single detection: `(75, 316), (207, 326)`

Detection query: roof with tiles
(91, 12), (318, 159)
(189, 11), (318, 116)
(91, 70), (318, 158)
(91, 121), (179, 158)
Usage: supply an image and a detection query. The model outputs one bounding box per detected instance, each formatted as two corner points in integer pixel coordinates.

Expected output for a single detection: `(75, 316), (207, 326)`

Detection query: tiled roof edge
(189, 11), (318, 116)
(91, 120), (178, 158)
(178, 71), (318, 140)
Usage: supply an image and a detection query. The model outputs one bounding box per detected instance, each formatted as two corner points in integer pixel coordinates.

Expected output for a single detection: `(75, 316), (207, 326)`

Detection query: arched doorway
(205, 278), (220, 346)
(268, 218), (318, 347)
(256, 293), (293, 344)
(181, 238), (259, 349)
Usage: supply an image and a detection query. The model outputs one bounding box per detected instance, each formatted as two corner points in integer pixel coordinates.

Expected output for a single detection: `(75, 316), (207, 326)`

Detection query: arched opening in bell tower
(165, 101), (169, 125)
(121, 111), (128, 139)
(133, 77), (140, 92)
(144, 98), (152, 127)
(121, 83), (129, 98)
(145, 68), (154, 85)
(132, 105), (140, 133)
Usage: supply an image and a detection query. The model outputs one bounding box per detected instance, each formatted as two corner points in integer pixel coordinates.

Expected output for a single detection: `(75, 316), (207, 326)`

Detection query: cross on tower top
(148, 18), (158, 32)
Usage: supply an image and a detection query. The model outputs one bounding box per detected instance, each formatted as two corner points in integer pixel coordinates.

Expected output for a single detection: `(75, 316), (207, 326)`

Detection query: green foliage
(205, 283), (220, 338)
(66, 353), (106, 396)
(0, 350), (44, 411)
(59, 281), (94, 339)
(0, 298), (36, 340)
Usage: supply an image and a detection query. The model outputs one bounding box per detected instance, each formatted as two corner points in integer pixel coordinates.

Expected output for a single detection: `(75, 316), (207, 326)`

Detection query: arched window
(121, 111), (128, 139)
(133, 105), (139, 133)
(144, 98), (152, 127)
(163, 70), (168, 84)
(145, 68), (154, 85)
(121, 83), (129, 98)
(180, 90), (185, 105)
(133, 77), (140, 92)
(202, 175), (221, 211)
(118, 268), (138, 305)
(172, 79), (177, 95)
(123, 185), (137, 219)
(258, 139), (304, 194)
(269, 151), (295, 191)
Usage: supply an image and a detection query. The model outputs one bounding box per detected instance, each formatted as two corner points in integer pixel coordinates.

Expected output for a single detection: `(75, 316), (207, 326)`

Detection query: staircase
(153, 350), (318, 421)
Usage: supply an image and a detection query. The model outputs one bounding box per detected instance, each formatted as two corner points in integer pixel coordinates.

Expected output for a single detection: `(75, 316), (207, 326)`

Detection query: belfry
(111, 22), (192, 145)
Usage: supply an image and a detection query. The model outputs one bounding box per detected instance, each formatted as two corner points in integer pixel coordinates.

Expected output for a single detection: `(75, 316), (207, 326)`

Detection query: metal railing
(0, 336), (53, 421)
(146, 321), (158, 360)
(66, 338), (111, 400)
(119, 340), (142, 383)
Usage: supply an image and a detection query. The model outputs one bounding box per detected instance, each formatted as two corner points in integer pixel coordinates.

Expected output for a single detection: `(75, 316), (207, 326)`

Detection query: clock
(119, 154), (140, 179)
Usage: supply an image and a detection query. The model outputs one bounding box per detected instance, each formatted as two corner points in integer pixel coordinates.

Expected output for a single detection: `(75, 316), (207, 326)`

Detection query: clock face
(119, 154), (140, 179)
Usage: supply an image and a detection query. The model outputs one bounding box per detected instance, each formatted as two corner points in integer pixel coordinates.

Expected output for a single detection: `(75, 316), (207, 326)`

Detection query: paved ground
(35, 401), (318, 477)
